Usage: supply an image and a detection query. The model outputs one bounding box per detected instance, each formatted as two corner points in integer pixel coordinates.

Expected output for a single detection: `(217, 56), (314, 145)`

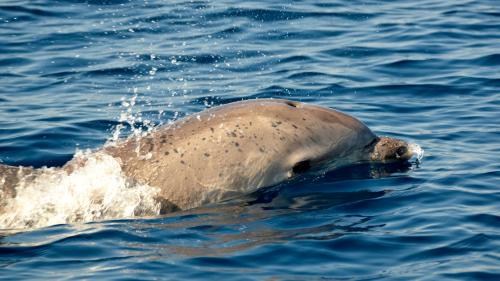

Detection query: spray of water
(0, 151), (160, 230)
(409, 143), (425, 163)
(0, 56), (185, 231)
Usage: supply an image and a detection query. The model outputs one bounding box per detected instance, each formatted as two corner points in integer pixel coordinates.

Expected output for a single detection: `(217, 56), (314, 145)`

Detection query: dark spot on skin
(277, 121), (282, 125)
(218, 173), (223, 177)
(174, 148), (179, 153)
(280, 136), (285, 141)
(302, 118), (306, 121)
(142, 138), (154, 151)
(259, 147), (265, 152)
(202, 137), (206, 141)
(169, 142), (173, 145)
(204, 153), (210, 157)
(164, 151), (169, 155)
(271, 122), (277, 127)
(156, 198), (180, 215)
(180, 160), (185, 164)
(187, 142), (190, 146)
(225, 150), (228, 153)
(249, 122), (253, 126)
(240, 135), (244, 138)
(236, 124), (240, 128)
(292, 124), (298, 129)
(180, 153), (184, 158)
(210, 127), (214, 132)
(234, 142), (239, 147)
(231, 132), (237, 137)
(161, 139), (167, 144)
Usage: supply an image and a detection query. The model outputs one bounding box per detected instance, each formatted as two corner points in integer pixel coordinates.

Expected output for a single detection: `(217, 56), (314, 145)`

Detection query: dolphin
(1, 99), (423, 217)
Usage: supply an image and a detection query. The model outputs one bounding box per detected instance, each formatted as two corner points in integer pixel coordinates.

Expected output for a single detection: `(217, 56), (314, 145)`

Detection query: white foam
(0, 151), (160, 230)
(409, 143), (425, 163)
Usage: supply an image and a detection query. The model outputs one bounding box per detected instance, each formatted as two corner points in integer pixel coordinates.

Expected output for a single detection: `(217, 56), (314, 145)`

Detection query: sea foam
(0, 150), (160, 230)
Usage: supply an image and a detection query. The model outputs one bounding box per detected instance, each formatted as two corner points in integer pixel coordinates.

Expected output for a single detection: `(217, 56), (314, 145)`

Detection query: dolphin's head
(260, 100), (381, 176)
(262, 100), (423, 176)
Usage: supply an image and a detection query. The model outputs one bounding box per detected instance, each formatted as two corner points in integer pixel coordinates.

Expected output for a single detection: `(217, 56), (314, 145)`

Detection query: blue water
(1, 0), (499, 279)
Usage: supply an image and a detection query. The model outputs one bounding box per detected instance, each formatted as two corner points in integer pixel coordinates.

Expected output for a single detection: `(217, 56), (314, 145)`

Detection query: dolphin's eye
(293, 160), (311, 174)
(396, 146), (407, 157)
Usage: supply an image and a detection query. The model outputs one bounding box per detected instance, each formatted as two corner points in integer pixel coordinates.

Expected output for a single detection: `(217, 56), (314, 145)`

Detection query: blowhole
(284, 101), (298, 108)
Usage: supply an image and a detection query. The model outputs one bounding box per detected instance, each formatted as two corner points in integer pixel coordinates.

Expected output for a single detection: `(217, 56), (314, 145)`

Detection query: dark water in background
(1, 0), (499, 280)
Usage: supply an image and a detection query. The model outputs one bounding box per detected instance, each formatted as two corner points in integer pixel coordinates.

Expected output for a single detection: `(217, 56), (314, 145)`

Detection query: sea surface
(1, 0), (499, 280)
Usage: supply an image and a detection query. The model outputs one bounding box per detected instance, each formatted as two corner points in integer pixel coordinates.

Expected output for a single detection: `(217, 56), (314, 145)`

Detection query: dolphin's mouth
(408, 143), (424, 163)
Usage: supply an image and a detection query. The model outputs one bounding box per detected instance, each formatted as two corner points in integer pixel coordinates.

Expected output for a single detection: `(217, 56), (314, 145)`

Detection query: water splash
(409, 143), (424, 163)
(111, 87), (155, 143)
(0, 150), (160, 230)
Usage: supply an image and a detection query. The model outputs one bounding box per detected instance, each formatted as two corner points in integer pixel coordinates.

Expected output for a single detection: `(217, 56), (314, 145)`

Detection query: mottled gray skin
(103, 99), (412, 210)
(1, 99), (415, 213)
